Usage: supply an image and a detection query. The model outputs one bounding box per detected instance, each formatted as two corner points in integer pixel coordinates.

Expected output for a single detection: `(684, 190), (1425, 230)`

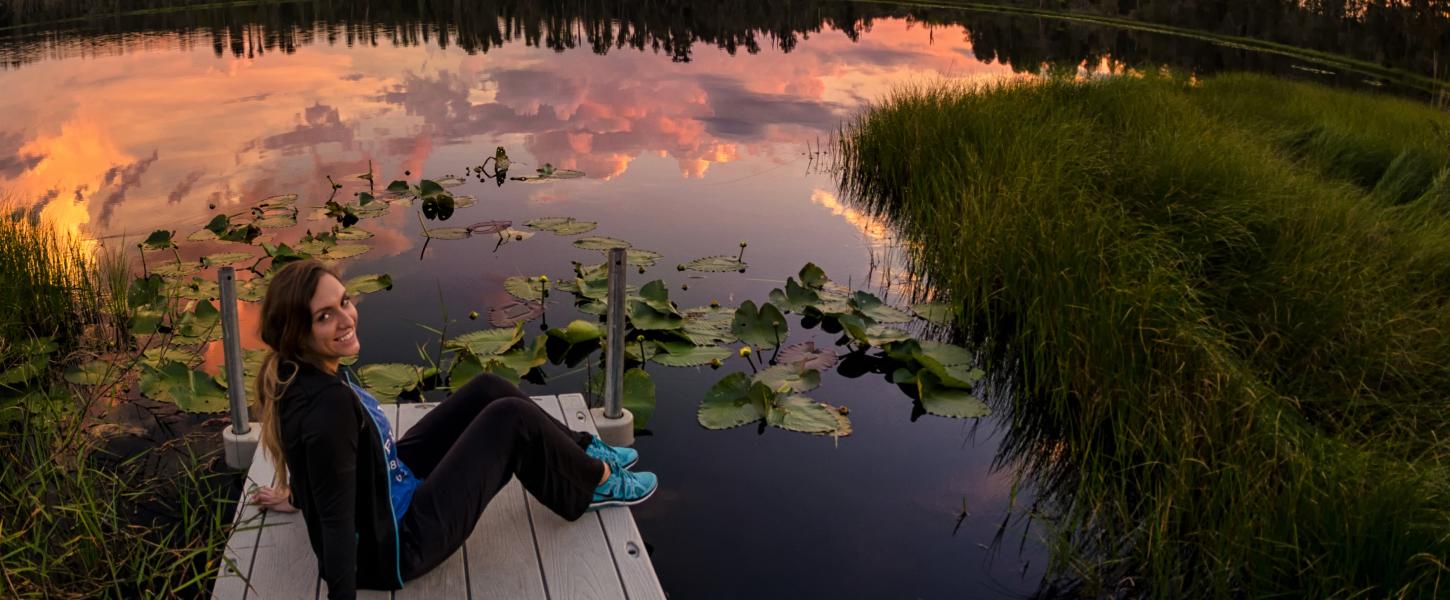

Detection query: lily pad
(152, 261), (201, 278)
(64, 359), (122, 386)
(627, 299), (684, 330)
(777, 341), (838, 371)
(546, 320), (603, 345)
(141, 230), (175, 250)
(910, 302), (955, 325)
(139, 346), (201, 370)
(165, 277), (219, 301)
(681, 305), (738, 345)
(767, 395), (846, 434)
(237, 273), (272, 302)
(444, 323), (525, 356)
(422, 228), (470, 240)
(798, 263), (829, 289)
(358, 363), (421, 400)
(839, 314), (910, 347)
(768, 278), (820, 313)
(491, 336), (549, 374)
(187, 228), (218, 242)
(682, 256), (746, 273)
(498, 228), (536, 242)
(215, 348), (268, 390)
(488, 301), (546, 327)
(258, 194), (298, 209)
(697, 372), (767, 430)
(316, 244), (371, 260)
(345, 273), (393, 295)
(252, 212), (297, 229)
(849, 291), (913, 323)
(434, 176), (467, 188)
(622, 367), (656, 430)
(624, 249), (663, 268)
(525, 217), (597, 236)
(754, 363), (821, 394)
(203, 252), (255, 266)
(573, 236), (632, 251)
(895, 369), (990, 418)
(139, 361), (229, 412)
(504, 275), (549, 302)
(452, 195), (477, 209)
(730, 300), (788, 350)
(467, 220), (513, 235)
(651, 341), (731, 367)
(335, 227), (374, 241)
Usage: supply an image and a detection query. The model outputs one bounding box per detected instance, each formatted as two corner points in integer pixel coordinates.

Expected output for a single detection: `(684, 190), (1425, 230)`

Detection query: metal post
(603, 247), (627, 419)
(219, 267), (250, 435)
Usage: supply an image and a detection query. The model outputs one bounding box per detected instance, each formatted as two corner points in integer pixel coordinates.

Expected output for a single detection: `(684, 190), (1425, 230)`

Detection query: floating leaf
(622, 367), (655, 430)
(651, 341), (731, 367)
(767, 395), (845, 434)
(203, 252), (255, 266)
(895, 369), (990, 418)
(358, 363), (421, 400)
(187, 228), (218, 242)
(910, 302), (955, 325)
(697, 372), (766, 430)
(917, 341), (975, 367)
(65, 360), (121, 386)
(335, 227), (374, 241)
(258, 194), (298, 209)
(777, 341), (838, 371)
(452, 195), (477, 209)
(434, 176), (467, 188)
(152, 261), (201, 278)
(624, 339), (663, 362)
(546, 320), (603, 345)
(318, 244), (371, 260)
(467, 220), (513, 235)
(681, 305), (737, 345)
(682, 255), (746, 273)
(141, 230), (175, 250)
(768, 278), (820, 313)
(216, 348), (268, 389)
(174, 300), (221, 341)
(345, 273), (393, 295)
(627, 299), (684, 330)
(504, 275), (549, 302)
(730, 300), (789, 350)
(525, 217), (597, 236)
(422, 227), (470, 240)
(754, 363), (821, 393)
(498, 228), (535, 242)
(849, 291), (913, 323)
(839, 314), (910, 347)
(798, 263), (829, 289)
(447, 351), (485, 388)
(139, 361), (228, 412)
(253, 212), (297, 229)
(165, 277), (219, 301)
(637, 280), (680, 316)
(138, 346), (201, 370)
(444, 323), (525, 356)
(491, 336), (549, 374)
(488, 301), (545, 327)
(237, 273), (272, 302)
(624, 249), (663, 268)
(572, 236), (631, 251)
(354, 203), (389, 219)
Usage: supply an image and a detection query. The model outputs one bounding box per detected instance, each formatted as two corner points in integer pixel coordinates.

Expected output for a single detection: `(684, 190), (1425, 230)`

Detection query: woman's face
(307, 273), (360, 363)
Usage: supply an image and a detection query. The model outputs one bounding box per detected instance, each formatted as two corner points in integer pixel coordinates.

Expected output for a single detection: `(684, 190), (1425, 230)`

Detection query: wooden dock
(211, 393), (665, 600)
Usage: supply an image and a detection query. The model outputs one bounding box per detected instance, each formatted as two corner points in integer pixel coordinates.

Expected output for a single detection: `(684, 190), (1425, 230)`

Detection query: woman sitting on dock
(245, 259), (657, 599)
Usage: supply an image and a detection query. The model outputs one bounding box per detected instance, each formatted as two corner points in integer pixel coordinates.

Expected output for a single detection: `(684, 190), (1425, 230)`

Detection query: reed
(837, 73), (1450, 598)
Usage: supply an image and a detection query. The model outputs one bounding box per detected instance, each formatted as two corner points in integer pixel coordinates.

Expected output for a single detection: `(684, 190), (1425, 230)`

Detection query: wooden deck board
(213, 394), (659, 600)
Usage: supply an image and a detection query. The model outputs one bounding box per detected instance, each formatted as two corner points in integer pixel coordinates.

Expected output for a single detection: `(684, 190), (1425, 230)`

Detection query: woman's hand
(247, 484), (299, 513)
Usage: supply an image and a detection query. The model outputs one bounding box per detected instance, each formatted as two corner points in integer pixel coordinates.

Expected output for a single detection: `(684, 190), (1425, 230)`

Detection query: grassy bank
(837, 73), (1449, 597)
(0, 209), (234, 598)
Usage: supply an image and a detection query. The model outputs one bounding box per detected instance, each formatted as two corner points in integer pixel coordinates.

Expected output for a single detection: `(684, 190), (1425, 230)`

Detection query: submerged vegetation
(837, 73), (1450, 597)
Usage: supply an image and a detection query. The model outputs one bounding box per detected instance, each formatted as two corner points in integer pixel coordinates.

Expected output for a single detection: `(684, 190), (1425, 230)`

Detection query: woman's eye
(318, 313), (329, 322)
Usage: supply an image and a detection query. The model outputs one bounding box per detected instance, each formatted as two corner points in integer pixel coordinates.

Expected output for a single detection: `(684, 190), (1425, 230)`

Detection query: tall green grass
(837, 73), (1449, 597)
(0, 207), (235, 598)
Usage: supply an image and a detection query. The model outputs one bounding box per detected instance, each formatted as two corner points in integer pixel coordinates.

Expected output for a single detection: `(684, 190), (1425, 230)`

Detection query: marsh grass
(0, 206), (236, 598)
(837, 73), (1450, 597)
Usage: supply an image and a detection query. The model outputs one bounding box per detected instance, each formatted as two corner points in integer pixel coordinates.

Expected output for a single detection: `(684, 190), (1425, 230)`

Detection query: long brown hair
(254, 259), (342, 493)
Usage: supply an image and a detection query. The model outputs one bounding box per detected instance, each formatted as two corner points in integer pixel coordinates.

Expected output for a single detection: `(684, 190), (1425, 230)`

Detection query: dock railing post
(593, 247), (635, 446)
(219, 267), (261, 469)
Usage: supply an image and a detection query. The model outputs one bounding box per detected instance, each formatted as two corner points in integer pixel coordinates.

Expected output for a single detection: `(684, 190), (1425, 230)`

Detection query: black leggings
(393, 374), (606, 580)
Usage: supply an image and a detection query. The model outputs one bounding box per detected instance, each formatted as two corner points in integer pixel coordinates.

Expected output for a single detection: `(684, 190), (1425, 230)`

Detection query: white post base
(590, 407), (635, 447)
(223, 423), (261, 470)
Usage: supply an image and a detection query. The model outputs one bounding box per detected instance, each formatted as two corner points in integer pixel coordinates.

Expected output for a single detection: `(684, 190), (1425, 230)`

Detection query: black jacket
(277, 360), (404, 599)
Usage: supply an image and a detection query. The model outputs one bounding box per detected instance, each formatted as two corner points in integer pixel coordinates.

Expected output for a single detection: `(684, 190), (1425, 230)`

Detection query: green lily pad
(173, 300), (221, 342)
(768, 277), (820, 313)
(141, 230), (175, 250)
(624, 338), (664, 362)
(444, 323), (525, 356)
(504, 275), (549, 302)
(139, 346), (201, 370)
(627, 299), (684, 331)
(317, 244), (371, 260)
(65, 359), (122, 386)
(345, 273), (393, 295)
(849, 291), (913, 323)
(797, 263), (829, 289)
(237, 273), (272, 302)
(452, 195), (477, 209)
(499, 228), (535, 241)
(623, 367), (655, 430)
(546, 320), (603, 345)
(697, 372), (766, 430)
(358, 363), (421, 401)
(754, 363), (821, 393)
(253, 213), (297, 229)
(335, 227), (374, 241)
(766, 395), (846, 434)
(895, 369), (990, 418)
(354, 203), (389, 219)
(187, 228), (218, 242)
(624, 249), (663, 268)
(730, 300), (788, 350)
(152, 261), (201, 278)
(139, 361), (229, 412)
(910, 302), (955, 325)
(491, 336), (549, 374)
(203, 252), (256, 267)
(468, 220), (513, 235)
(165, 277), (219, 301)
(651, 341), (731, 367)
(258, 194), (298, 209)
(216, 348), (268, 390)
(0, 339), (53, 386)
(573, 236), (632, 251)
(637, 280), (680, 315)
(682, 256), (746, 273)
(525, 217), (597, 236)
(917, 341), (976, 367)
(839, 314), (910, 347)
(434, 176), (467, 188)
(680, 305), (738, 345)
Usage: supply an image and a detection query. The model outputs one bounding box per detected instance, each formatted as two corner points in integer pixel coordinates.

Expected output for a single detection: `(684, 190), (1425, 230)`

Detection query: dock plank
(464, 399), (549, 600)
(527, 395), (627, 600)
(394, 402), (468, 600)
(210, 431), (275, 600)
(559, 394), (666, 600)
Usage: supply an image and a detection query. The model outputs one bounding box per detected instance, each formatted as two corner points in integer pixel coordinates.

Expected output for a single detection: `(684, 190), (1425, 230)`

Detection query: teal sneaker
(585, 435), (639, 471)
(589, 468), (658, 510)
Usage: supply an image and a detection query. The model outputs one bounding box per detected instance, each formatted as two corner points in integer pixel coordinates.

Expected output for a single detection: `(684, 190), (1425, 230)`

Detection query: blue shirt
(346, 381), (421, 522)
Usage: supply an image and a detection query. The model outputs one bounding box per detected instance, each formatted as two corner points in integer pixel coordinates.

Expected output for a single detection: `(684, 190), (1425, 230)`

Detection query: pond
(1, 1), (1444, 598)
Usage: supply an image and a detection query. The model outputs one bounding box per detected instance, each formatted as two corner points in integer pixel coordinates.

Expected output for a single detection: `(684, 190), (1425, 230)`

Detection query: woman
(245, 259), (656, 599)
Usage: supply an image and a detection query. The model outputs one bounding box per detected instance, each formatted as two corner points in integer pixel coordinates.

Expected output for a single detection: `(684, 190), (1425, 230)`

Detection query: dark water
(2, 1), (1444, 598)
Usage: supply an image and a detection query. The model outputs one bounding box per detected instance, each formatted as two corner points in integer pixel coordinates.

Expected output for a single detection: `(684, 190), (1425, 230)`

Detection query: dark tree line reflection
(2, 0), (1447, 95)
